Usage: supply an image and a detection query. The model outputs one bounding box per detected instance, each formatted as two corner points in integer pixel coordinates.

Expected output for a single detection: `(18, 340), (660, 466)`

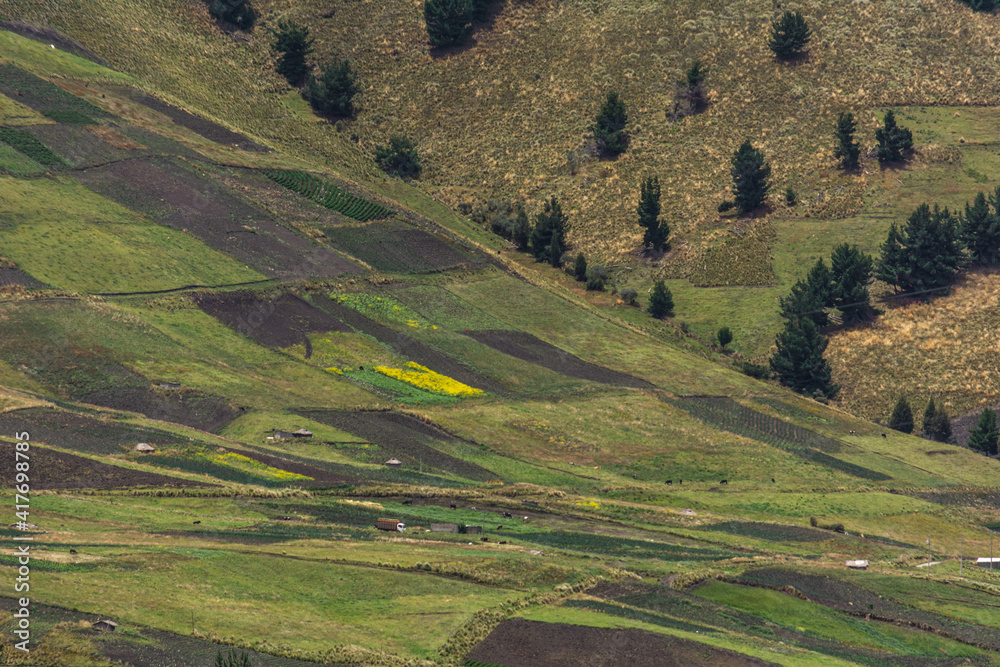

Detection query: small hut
(92, 620), (118, 632)
(158, 381), (181, 389)
(134, 443), (156, 453)
(845, 560), (869, 570)
(385, 458), (402, 468)
(291, 429), (313, 438)
(976, 558), (1000, 568)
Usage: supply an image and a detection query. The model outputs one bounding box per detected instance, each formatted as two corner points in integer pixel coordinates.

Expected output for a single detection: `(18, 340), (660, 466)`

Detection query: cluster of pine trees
(889, 396), (999, 455)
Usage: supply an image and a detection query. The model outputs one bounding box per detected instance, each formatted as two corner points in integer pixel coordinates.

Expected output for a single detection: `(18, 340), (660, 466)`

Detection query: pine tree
(830, 243), (874, 324)
(877, 204), (962, 294)
(888, 396), (914, 434)
(769, 11), (811, 61)
(471, 0), (493, 21)
(529, 196), (568, 262)
(272, 20), (314, 86)
(303, 60), (360, 117)
(779, 259), (833, 328)
(769, 316), (837, 398)
(922, 398), (938, 436)
(730, 140), (771, 214)
(591, 92), (629, 157)
(573, 253), (587, 281)
(208, 0), (256, 29)
(637, 176), (669, 251)
(834, 112), (860, 170)
(648, 281), (674, 319)
(929, 406), (952, 443)
(672, 60), (708, 118)
(549, 233), (562, 268)
(968, 408), (999, 456)
(511, 204), (530, 251)
(962, 188), (1000, 266)
(875, 109), (913, 164)
(424, 0), (472, 47)
(875, 222), (908, 289)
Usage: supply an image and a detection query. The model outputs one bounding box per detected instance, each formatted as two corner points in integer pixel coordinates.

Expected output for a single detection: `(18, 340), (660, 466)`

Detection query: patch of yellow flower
(325, 366), (343, 374)
(373, 362), (486, 397)
(575, 500), (601, 509)
(203, 452), (312, 482)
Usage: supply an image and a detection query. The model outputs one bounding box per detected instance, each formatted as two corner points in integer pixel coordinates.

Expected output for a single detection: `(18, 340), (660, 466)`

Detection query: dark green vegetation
(637, 175), (668, 252)
(591, 91), (628, 157)
(303, 59), (359, 118)
(424, 0), (473, 47)
(207, 0), (255, 29)
(729, 140), (770, 215)
(271, 20), (314, 86)
(769, 11), (811, 61)
(375, 134), (422, 179)
(262, 169), (392, 221)
(875, 109), (914, 164)
(2, 6), (1000, 667)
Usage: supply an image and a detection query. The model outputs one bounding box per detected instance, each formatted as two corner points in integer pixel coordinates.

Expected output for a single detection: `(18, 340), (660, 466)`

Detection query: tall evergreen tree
(529, 196), (568, 262)
(877, 204), (962, 295)
(968, 408), (999, 456)
(928, 405), (952, 443)
(730, 140), (771, 214)
(573, 253), (587, 281)
(830, 243), (875, 324)
(648, 280), (674, 319)
(834, 112), (860, 170)
(962, 188), (1000, 266)
(272, 20), (314, 86)
(769, 11), (811, 61)
(591, 92), (629, 157)
(303, 59), (360, 117)
(875, 222), (908, 289)
(423, 0), (473, 47)
(511, 203), (530, 251)
(888, 396), (914, 434)
(549, 233), (563, 268)
(769, 316), (837, 399)
(875, 109), (913, 164)
(471, 0), (494, 21)
(208, 0), (256, 29)
(638, 176), (669, 251)
(779, 259), (833, 328)
(922, 398), (937, 436)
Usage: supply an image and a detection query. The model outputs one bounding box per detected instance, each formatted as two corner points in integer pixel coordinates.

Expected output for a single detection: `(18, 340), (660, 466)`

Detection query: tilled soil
(323, 220), (484, 273)
(216, 445), (355, 486)
(123, 88), (270, 151)
(194, 290), (352, 348)
(73, 157), (360, 280)
(0, 267), (48, 289)
(464, 330), (654, 389)
(0, 441), (211, 489)
(80, 383), (246, 433)
(297, 409), (499, 481)
(0, 407), (196, 456)
(310, 293), (509, 395)
(739, 568), (1000, 651)
(466, 618), (780, 667)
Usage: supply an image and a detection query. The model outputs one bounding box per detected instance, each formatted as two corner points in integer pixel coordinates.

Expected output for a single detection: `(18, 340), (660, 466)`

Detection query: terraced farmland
(262, 169), (392, 222)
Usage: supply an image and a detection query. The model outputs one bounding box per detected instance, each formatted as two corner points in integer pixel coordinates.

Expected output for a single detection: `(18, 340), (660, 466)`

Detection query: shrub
(207, 0), (255, 29)
(717, 326), (733, 349)
(739, 362), (772, 380)
(424, 0), (473, 47)
(374, 135), (421, 178)
(730, 141), (771, 214)
(875, 109), (913, 164)
(303, 59), (360, 118)
(769, 11), (811, 60)
(215, 649), (254, 667)
(784, 187), (797, 206)
(620, 288), (638, 305)
(958, 0), (998, 11)
(968, 408), (999, 456)
(671, 60), (708, 118)
(272, 20), (314, 86)
(648, 280), (674, 319)
(586, 275), (605, 291)
(718, 200), (735, 213)
(591, 91), (628, 157)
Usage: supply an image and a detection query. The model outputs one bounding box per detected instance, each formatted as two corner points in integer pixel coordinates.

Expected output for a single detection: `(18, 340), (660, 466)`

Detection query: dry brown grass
(828, 270), (1000, 424)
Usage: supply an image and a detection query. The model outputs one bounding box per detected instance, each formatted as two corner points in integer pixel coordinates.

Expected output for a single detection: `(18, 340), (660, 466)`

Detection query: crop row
(262, 169), (391, 221)
(0, 127), (65, 166)
(0, 64), (110, 119)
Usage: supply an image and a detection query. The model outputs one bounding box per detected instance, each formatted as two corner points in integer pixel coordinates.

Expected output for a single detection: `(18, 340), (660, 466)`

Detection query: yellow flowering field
(203, 452), (313, 482)
(373, 362), (485, 398)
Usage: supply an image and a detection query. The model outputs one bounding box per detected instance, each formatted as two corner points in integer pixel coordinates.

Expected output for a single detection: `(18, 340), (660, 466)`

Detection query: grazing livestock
(499, 541), (507, 545)
(666, 480), (672, 484)
(720, 480), (728, 485)
(402, 499), (413, 505)
(497, 525), (503, 530)
(193, 520), (201, 524)
(772, 478), (776, 483)
(882, 433), (887, 438)
(480, 537), (489, 542)
(450, 504), (457, 509)
(69, 549), (77, 555)
(502, 512), (513, 518)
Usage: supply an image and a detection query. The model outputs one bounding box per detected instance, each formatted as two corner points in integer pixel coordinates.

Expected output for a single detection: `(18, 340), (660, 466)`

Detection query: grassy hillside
(1, 6), (1000, 667)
